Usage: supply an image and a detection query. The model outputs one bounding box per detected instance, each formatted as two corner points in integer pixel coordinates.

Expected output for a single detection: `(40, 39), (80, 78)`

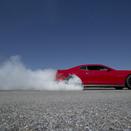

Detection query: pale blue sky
(0, 0), (131, 70)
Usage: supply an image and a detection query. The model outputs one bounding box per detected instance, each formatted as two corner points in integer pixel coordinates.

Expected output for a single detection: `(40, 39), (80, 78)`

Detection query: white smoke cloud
(0, 55), (83, 90)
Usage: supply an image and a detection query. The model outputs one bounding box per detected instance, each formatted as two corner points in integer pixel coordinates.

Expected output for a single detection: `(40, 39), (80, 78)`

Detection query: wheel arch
(65, 74), (82, 82)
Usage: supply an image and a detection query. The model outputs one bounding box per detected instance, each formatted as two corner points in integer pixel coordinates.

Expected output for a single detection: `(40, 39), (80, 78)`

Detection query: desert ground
(0, 89), (131, 131)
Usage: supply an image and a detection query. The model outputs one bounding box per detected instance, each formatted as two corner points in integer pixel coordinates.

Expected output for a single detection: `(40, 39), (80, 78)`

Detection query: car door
(85, 66), (117, 85)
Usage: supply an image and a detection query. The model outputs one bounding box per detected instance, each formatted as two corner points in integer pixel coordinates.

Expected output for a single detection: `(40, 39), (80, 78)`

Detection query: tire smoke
(0, 55), (83, 90)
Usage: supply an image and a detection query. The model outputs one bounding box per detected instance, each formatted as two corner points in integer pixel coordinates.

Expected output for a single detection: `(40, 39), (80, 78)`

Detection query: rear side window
(87, 66), (99, 70)
(79, 66), (87, 70)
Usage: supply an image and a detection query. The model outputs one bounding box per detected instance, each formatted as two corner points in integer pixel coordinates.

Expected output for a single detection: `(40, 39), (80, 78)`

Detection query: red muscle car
(56, 64), (131, 90)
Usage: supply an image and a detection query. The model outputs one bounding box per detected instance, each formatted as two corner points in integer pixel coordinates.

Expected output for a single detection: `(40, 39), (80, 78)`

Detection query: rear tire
(126, 75), (131, 90)
(65, 75), (83, 87)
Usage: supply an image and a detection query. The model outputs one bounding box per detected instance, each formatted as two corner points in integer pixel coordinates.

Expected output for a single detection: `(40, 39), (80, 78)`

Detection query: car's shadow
(83, 88), (128, 90)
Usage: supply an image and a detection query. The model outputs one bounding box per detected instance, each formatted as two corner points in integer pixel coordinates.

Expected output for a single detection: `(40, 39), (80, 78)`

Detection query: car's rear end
(55, 70), (68, 81)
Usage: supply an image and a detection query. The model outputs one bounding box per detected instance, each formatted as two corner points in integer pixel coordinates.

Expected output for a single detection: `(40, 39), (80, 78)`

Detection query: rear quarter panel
(56, 69), (71, 81)
(56, 68), (81, 81)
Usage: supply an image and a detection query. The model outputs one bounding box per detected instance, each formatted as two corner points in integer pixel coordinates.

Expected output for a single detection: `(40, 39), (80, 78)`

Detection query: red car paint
(56, 64), (131, 89)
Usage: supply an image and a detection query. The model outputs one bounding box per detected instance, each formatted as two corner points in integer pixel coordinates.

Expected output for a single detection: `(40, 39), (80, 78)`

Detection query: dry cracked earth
(0, 89), (131, 131)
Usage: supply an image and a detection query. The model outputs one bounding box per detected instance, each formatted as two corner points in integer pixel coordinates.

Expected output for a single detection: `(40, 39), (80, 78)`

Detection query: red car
(56, 64), (131, 90)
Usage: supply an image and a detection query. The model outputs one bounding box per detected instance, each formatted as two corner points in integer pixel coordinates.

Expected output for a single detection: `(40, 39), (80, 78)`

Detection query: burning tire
(65, 75), (83, 87)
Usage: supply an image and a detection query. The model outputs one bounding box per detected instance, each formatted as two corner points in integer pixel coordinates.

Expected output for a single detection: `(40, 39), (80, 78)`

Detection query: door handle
(86, 72), (92, 74)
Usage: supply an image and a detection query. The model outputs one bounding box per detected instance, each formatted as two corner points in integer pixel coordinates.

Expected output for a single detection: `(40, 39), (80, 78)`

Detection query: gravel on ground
(0, 89), (131, 131)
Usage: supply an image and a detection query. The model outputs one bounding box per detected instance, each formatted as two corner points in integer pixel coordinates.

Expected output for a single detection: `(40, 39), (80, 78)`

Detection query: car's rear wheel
(65, 75), (83, 87)
(115, 87), (123, 90)
(126, 75), (131, 90)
